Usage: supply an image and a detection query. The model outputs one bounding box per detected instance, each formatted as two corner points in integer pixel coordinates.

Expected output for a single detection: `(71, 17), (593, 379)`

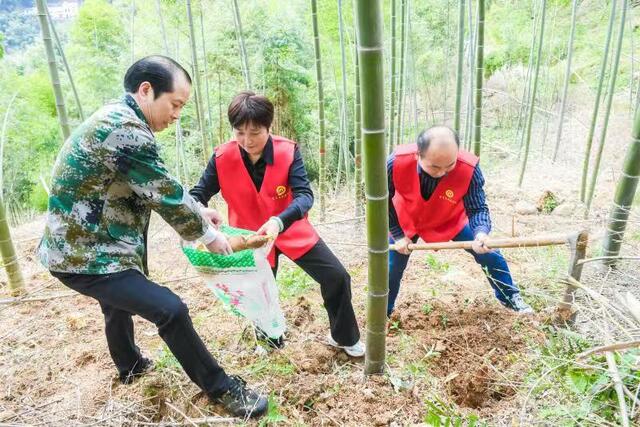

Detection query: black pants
(51, 269), (230, 397)
(273, 239), (360, 346)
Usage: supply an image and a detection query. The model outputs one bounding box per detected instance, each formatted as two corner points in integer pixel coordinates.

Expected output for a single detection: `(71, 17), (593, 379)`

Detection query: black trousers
(273, 239), (360, 346)
(51, 269), (230, 397)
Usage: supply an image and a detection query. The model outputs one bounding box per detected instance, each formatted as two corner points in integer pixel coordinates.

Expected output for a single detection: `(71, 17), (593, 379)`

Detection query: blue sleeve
(463, 164), (491, 237)
(277, 145), (314, 232)
(189, 151), (220, 206)
(387, 153), (405, 241)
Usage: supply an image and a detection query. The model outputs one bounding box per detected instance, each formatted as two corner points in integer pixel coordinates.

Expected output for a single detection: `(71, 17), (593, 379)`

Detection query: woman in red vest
(387, 126), (533, 316)
(190, 91), (363, 357)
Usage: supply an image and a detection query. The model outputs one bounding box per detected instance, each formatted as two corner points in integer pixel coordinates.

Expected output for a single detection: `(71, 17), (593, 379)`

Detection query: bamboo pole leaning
(518, 0), (547, 187)
(355, 0), (388, 375)
(585, 0), (629, 217)
(311, 0), (327, 221)
(35, 0), (71, 141)
(580, 0), (618, 202)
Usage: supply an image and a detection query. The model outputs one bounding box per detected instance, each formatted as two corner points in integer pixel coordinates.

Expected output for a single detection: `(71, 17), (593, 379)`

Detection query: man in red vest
(190, 91), (364, 357)
(387, 125), (533, 316)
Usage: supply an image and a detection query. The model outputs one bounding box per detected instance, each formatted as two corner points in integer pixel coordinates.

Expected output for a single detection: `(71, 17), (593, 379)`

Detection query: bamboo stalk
(516, 2), (540, 153)
(355, 0), (388, 375)
(311, 0), (326, 221)
(232, 0), (251, 89)
(559, 231), (588, 317)
(472, 0), (485, 156)
(35, 0), (71, 141)
(338, 0), (350, 188)
(200, 8), (214, 142)
(442, 0), (452, 123)
(398, 0), (410, 145)
(580, 0), (618, 202)
(353, 13), (364, 218)
(463, 0), (475, 150)
(0, 93), (18, 194)
(0, 94), (24, 296)
(155, 0), (169, 55)
(602, 102), (640, 265)
(552, 0), (578, 162)
(518, 0), (546, 186)
(46, 3), (84, 121)
(454, 0), (465, 134)
(130, 0), (135, 63)
(394, 0), (407, 150)
(388, 0), (397, 152)
(585, 0), (629, 216)
(186, 0), (211, 165)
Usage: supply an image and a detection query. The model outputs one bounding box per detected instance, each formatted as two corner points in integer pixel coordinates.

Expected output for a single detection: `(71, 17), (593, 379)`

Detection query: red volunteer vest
(391, 143), (478, 242)
(216, 136), (320, 266)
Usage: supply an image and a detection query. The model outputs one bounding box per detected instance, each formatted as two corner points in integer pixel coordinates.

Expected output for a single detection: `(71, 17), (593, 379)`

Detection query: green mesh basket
(182, 225), (258, 273)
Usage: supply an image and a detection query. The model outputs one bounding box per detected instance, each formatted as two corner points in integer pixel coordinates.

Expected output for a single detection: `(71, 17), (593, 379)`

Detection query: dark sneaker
(213, 375), (268, 419)
(504, 294), (534, 314)
(119, 357), (154, 384)
(255, 327), (285, 349)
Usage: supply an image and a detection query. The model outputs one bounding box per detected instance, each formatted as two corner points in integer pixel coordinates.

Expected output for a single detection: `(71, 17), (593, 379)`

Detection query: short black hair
(123, 55), (192, 99)
(416, 125), (460, 157)
(228, 91), (274, 129)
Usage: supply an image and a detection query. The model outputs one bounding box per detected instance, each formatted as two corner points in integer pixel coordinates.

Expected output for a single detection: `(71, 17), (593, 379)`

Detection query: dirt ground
(1, 92), (639, 425)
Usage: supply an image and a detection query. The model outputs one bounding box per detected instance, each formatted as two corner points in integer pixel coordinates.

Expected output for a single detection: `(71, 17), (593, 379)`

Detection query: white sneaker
(324, 334), (365, 357)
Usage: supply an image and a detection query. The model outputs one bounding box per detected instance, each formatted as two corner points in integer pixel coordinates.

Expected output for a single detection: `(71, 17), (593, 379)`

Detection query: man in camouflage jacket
(38, 56), (267, 419)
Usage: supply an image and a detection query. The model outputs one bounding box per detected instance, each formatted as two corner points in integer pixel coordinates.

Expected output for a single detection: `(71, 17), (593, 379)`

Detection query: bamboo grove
(2, 0), (634, 370)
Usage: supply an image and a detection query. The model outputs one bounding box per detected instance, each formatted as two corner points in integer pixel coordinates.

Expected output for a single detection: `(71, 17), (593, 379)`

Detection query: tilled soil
(389, 300), (543, 411)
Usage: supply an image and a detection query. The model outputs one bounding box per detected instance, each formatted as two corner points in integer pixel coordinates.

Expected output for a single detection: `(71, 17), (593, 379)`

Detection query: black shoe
(255, 327), (285, 349)
(119, 357), (154, 384)
(212, 375), (268, 419)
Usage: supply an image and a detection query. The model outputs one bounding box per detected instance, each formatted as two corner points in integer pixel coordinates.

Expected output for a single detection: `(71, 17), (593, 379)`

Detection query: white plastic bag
(182, 227), (286, 339)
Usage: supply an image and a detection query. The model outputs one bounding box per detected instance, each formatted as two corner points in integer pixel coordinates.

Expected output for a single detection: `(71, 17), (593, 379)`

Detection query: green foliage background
(0, 0), (634, 222)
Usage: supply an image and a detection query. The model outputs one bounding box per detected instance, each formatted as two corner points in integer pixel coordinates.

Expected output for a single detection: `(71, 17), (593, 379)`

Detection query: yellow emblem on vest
(445, 189), (454, 199)
(274, 185), (288, 200)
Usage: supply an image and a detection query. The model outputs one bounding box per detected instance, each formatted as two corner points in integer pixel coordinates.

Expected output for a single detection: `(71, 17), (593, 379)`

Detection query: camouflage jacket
(38, 95), (207, 275)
